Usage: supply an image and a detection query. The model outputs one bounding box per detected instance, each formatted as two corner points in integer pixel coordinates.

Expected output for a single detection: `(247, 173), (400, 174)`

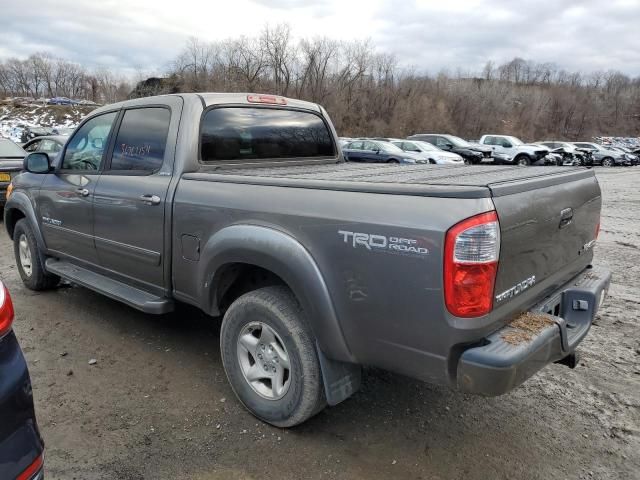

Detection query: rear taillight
(444, 211), (500, 318)
(0, 282), (15, 337)
(595, 220), (600, 240)
(17, 452), (43, 480)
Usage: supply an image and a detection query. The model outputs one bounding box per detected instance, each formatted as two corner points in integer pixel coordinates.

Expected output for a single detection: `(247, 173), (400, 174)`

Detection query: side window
(435, 137), (448, 147)
(362, 141), (378, 151)
(403, 142), (420, 152)
(347, 141), (363, 150)
(62, 112), (118, 170)
(109, 108), (171, 172)
(24, 140), (40, 152)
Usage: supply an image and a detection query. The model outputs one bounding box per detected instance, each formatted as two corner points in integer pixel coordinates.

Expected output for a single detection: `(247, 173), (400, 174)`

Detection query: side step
(45, 259), (174, 314)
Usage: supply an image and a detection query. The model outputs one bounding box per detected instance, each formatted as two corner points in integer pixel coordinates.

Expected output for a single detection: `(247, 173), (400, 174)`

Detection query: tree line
(2, 24), (639, 140)
(0, 53), (131, 104)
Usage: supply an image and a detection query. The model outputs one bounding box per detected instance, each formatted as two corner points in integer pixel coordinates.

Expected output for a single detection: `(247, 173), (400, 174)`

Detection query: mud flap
(316, 342), (361, 406)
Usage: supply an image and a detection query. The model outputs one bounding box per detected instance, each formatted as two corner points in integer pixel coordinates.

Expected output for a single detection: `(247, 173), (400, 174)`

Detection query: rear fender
(198, 224), (354, 363)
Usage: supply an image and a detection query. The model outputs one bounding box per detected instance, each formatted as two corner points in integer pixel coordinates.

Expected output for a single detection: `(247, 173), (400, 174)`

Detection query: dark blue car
(342, 139), (423, 164)
(0, 281), (44, 480)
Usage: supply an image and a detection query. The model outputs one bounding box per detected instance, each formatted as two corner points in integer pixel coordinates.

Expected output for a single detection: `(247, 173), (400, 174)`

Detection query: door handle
(76, 188), (90, 197)
(140, 194), (161, 206)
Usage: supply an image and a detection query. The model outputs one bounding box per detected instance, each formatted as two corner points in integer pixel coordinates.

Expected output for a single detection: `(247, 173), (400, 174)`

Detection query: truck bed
(187, 163), (594, 198)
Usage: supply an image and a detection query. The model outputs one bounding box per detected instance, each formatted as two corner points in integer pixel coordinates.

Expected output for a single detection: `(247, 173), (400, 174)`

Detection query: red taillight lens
(444, 211), (500, 318)
(595, 220), (600, 240)
(17, 452), (43, 480)
(0, 282), (15, 337)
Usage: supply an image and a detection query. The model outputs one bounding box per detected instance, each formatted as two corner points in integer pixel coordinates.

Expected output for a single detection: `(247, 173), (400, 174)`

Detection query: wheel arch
(4, 192), (44, 250)
(198, 224), (354, 363)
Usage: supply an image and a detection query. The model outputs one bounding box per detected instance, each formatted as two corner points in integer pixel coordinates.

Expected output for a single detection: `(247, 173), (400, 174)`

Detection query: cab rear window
(200, 107), (335, 163)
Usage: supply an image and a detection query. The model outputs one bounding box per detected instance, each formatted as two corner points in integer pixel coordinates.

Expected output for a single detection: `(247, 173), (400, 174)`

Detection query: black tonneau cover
(186, 163), (594, 199)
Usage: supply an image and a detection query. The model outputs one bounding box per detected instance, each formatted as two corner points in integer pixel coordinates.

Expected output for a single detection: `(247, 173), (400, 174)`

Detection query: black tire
(602, 157), (615, 167)
(220, 286), (325, 427)
(13, 219), (60, 290)
(387, 158), (399, 164)
(515, 155), (531, 166)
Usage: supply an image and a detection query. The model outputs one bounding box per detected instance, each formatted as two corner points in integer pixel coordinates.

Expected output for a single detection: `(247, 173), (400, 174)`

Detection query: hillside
(0, 101), (98, 142)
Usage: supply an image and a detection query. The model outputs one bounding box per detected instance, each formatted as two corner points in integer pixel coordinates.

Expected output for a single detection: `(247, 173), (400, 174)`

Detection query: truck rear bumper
(457, 265), (611, 396)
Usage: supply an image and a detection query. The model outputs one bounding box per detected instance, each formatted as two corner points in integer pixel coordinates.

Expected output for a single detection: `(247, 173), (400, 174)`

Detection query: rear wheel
(387, 159), (399, 164)
(602, 157), (614, 167)
(13, 219), (59, 290)
(220, 286), (325, 427)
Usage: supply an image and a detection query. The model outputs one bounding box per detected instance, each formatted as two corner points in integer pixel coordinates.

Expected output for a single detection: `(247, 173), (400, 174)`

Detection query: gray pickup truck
(4, 93), (611, 427)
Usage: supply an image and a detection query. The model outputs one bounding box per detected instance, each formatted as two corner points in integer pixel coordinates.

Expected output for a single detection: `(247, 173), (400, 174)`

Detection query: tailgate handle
(559, 208), (573, 228)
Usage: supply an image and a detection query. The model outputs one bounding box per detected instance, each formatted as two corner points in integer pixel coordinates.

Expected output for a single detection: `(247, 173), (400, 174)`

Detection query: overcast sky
(1, 0), (639, 77)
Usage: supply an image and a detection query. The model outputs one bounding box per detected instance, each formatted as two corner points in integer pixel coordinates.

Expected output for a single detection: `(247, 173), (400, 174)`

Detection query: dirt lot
(1, 168), (638, 480)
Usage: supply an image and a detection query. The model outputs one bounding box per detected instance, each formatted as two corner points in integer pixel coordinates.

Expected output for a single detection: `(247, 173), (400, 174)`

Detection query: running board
(45, 259), (174, 314)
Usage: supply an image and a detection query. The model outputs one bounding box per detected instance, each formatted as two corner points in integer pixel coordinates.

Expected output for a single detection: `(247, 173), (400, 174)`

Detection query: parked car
(342, 139), (424, 163)
(572, 142), (630, 167)
(389, 139), (465, 164)
(5, 93), (610, 428)
(609, 147), (639, 166)
(479, 135), (549, 166)
(0, 138), (26, 207)
(537, 141), (592, 166)
(22, 135), (67, 158)
(407, 134), (494, 164)
(20, 127), (56, 144)
(0, 281), (45, 480)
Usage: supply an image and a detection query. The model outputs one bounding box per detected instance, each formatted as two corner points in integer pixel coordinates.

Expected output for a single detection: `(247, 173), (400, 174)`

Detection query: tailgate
(490, 170), (601, 311)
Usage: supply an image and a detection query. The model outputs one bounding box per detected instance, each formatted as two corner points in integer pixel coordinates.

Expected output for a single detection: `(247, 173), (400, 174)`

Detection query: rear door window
(200, 107), (335, 163)
(109, 107), (171, 172)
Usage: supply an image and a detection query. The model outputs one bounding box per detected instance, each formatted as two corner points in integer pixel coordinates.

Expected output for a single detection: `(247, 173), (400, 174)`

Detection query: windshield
(0, 139), (26, 157)
(507, 136), (524, 146)
(444, 135), (471, 148)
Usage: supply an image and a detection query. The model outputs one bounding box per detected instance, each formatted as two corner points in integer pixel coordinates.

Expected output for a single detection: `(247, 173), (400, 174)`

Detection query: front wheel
(13, 219), (59, 290)
(220, 286), (326, 427)
(515, 155), (531, 166)
(602, 157), (615, 167)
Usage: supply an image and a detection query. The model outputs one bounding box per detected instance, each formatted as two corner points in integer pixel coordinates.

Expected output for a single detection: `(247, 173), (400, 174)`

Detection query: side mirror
(444, 143), (453, 149)
(502, 142), (512, 148)
(373, 148), (380, 154)
(92, 138), (103, 149)
(24, 152), (52, 174)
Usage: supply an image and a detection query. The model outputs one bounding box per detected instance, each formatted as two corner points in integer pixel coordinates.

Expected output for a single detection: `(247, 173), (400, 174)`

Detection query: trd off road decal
(338, 230), (429, 256)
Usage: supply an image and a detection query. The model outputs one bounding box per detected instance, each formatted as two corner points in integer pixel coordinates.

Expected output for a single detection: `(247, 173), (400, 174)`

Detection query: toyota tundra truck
(4, 93), (611, 427)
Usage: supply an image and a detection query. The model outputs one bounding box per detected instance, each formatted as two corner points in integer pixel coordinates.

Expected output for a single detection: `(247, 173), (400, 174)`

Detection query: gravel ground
(0, 168), (638, 480)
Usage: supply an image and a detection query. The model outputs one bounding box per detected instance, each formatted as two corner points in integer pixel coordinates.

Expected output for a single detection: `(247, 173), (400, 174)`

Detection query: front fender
(4, 191), (45, 251)
(198, 224), (354, 363)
